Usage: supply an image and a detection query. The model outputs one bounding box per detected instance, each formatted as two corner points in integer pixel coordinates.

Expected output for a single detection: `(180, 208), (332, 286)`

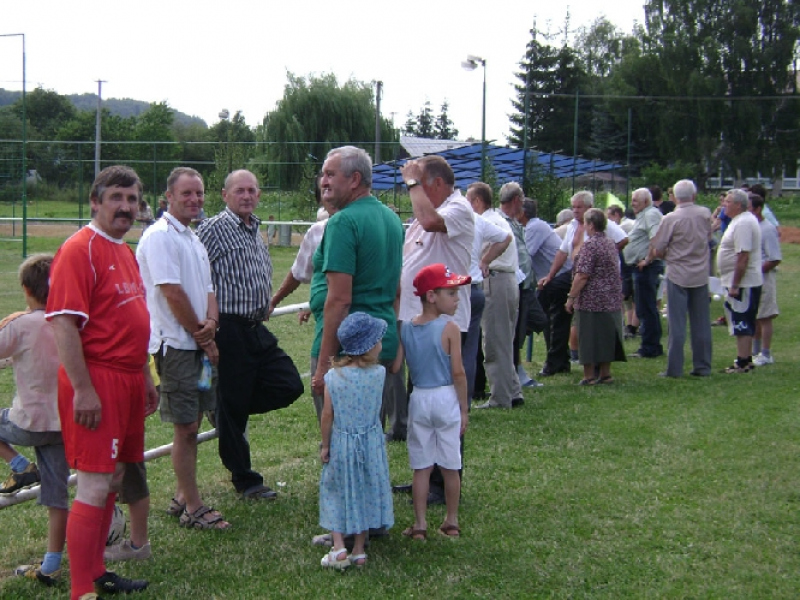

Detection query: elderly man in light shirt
(649, 179), (713, 377)
(466, 182), (523, 409)
(464, 210), (512, 403)
(623, 188), (664, 359)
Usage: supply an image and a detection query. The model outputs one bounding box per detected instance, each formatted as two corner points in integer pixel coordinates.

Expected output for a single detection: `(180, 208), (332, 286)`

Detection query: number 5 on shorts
(111, 438), (119, 459)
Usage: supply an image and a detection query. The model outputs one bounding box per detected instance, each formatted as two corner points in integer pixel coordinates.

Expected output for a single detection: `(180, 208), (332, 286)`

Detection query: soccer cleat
(104, 539), (152, 561)
(0, 463), (40, 494)
(94, 571), (148, 594)
(14, 563), (60, 586)
(753, 353), (774, 366)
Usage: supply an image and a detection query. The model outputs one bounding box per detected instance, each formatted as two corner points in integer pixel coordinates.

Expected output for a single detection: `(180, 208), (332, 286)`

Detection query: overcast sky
(2, 0), (646, 145)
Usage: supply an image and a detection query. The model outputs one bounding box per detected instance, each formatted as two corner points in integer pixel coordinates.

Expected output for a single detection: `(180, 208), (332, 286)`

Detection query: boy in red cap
(392, 263), (470, 540)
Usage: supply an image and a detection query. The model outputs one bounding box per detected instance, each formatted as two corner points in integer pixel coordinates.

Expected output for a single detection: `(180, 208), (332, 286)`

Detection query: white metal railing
(0, 301), (309, 509)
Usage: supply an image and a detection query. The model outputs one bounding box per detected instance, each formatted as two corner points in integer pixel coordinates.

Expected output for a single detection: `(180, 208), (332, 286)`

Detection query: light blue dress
(319, 365), (394, 534)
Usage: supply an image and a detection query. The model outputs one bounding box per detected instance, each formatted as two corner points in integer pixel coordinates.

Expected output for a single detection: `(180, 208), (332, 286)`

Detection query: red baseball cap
(413, 263), (472, 296)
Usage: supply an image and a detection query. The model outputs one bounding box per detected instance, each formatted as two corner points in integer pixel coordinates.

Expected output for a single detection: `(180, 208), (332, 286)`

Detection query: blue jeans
(632, 262), (664, 357)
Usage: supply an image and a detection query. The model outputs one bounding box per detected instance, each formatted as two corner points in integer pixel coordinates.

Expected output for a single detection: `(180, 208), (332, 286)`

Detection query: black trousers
(538, 271), (573, 372)
(216, 314), (304, 493)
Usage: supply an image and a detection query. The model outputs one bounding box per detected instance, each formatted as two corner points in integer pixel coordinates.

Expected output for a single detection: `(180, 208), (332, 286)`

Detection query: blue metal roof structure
(372, 142), (622, 190)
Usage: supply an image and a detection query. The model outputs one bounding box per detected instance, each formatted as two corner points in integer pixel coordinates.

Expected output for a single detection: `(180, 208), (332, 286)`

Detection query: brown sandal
(166, 497), (185, 518)
(402, 526), (427, 541)
(179, 505), (231, 530)
(438, 524), (461, 538)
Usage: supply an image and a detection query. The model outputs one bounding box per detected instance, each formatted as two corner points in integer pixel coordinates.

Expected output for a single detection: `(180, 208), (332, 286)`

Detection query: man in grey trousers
(648, 179), (713, 377)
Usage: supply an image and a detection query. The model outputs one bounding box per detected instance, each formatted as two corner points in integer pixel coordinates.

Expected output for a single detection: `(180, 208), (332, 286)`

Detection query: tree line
(2, 0), (798, 197)
(510, 0), (800, 189)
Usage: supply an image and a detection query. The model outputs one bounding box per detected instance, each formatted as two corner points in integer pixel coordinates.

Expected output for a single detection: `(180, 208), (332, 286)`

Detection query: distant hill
(0, 88), (207, 128)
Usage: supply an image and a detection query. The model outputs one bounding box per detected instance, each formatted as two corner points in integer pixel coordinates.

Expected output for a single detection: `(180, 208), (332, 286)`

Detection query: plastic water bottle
(198, 355), (212, 391)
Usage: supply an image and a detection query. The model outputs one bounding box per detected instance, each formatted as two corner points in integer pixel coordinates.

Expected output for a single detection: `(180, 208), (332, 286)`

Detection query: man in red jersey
(46, 166), (158, 600)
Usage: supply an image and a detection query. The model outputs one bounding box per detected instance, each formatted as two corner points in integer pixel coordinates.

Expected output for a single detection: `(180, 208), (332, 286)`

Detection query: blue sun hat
(337, 312), (388, 356)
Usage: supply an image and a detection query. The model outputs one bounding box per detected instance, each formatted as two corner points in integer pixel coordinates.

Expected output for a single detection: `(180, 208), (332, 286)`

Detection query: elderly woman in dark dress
(564, 208), (626, 385)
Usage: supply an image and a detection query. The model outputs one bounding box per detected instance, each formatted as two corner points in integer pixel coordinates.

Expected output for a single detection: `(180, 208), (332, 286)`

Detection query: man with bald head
(197, 170), (303, 500)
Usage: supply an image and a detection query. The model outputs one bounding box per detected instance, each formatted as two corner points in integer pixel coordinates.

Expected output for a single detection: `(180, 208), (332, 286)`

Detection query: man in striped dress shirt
(197, 170), (303, 500)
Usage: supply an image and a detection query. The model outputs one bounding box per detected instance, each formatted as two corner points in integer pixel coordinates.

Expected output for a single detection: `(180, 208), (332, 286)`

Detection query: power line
(526, 92), (800, 101)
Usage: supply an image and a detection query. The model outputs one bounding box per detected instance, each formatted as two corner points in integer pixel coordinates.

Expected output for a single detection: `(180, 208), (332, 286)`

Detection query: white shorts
(407, 385), (461, 471)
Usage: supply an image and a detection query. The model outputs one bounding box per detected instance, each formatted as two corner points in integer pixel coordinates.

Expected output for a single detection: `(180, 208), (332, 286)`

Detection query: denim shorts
(0, 408), (70, 509)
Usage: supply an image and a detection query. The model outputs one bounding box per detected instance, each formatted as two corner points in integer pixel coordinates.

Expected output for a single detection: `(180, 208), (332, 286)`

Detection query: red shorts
(58, 364), (145, 473)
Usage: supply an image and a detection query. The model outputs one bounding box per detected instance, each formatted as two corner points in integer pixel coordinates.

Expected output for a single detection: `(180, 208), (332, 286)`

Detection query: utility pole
(374, 81), (383, 164)
(94, 79), (106, 177)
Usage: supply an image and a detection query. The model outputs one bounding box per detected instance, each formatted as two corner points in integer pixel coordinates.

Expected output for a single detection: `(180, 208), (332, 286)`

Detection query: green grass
(0, 235), (799, 598)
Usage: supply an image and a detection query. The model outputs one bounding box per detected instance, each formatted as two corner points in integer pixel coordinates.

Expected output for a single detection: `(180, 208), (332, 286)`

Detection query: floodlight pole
(375, 80), (383, 164)
(462, 55), (487, 181)
(94, 79), (106, 178)
(1, 33), (27, 257)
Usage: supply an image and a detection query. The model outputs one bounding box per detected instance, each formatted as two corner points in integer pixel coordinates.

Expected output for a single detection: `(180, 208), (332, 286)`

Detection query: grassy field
(0, 227), (798, 599)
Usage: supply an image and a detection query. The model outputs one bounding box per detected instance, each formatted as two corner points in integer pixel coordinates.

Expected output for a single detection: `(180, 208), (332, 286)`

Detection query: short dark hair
(522, 197), (538, 219)
(749, 192), (765, 211)
(90, 166), (143, 204)
(19, 254), (53, 305)
(750, 183), (767, 201)
(167, 167), (203, 192)
(607, 205), (623, 218)
(649, 185), (662, 202)
(467, 182), (493, 208)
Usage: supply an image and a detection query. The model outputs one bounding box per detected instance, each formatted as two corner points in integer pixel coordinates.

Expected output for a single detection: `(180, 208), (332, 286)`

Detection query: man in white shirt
(137, 167), (228, 530)
(464, 212), (512, 403)
(716, 188), (763, 373)
(466, 182), (522, 409)
(748, 193), (780, 366)
(394, 155), (474, 503)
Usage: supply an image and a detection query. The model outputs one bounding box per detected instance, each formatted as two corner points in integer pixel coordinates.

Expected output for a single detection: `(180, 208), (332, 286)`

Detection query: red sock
(94, 494), (116, 576)
(67, 500), (106, 600)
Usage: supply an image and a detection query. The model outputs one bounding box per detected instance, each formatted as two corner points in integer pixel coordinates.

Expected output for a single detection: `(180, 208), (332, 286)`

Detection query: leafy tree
(206, 110), (256, 194)
(130, 102), (179, 193)
(643, 0), (800, 179)
(56, 109), (136, 186)
(259, 73), (396, 189)
(10, 87), (76, 140)
(172, 120), (215, 179)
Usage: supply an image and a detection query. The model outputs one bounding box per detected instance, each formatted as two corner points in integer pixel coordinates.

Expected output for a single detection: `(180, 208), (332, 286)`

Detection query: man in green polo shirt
(309, 146), (405, 421)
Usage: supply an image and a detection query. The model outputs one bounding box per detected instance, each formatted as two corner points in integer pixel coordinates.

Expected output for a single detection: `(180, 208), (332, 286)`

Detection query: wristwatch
(405, 179), (419, 189)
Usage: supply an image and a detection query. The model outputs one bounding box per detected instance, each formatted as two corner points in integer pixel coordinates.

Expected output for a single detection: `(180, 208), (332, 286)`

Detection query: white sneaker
(104, 539), (152, 561)
(753, 354), (774, 366)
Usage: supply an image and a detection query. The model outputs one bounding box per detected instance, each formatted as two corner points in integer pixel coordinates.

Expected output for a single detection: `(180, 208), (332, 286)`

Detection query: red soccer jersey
(46, 225), (150, 372)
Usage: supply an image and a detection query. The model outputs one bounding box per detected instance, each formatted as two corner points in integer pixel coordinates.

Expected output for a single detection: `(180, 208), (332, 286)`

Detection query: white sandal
(348, 553), (367, 567)
(320, 547), (350, 569)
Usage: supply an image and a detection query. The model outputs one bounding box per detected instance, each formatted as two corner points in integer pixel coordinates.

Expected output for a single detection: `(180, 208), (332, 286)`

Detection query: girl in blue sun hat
(318, 312), (394, 569)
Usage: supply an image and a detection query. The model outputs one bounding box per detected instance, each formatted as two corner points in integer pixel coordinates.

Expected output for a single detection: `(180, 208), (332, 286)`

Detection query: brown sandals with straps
(179, 505), (231, 530)
(402, 526), (427, 541)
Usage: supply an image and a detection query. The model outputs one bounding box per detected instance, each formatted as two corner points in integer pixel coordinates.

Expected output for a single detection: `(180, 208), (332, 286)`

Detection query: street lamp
(461, 54), (486, 180)
(219, 109), (231, 174)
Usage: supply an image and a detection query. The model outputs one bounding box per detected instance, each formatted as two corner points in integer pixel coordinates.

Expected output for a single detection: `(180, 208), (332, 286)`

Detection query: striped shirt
(197, 207), (273, 320)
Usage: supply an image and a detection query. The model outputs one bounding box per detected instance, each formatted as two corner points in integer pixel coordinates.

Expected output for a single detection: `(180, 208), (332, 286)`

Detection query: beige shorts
(757, 270), (779, 319)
